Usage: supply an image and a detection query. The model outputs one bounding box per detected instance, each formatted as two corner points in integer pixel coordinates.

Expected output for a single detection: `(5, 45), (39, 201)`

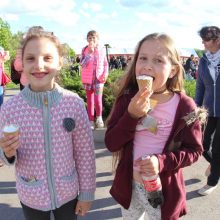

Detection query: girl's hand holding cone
(128, 88), (152, 119)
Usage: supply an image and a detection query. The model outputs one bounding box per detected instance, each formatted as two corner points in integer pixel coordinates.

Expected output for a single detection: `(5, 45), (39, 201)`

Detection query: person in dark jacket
(195, 26), (220, 196)
(184, 54), (197, 79)
(105, 33), (206, 220)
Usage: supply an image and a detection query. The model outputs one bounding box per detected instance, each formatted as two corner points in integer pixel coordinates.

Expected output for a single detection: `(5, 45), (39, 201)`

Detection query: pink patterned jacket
(80, 46), (109, 84)
(0, 84), (96, 211)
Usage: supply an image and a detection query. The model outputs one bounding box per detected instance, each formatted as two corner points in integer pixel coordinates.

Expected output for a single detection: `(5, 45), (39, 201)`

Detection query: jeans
(203, 117), (220, 186)
(0, 93), (3, 106)
(0, 86), (3, 106)
(21, 199), (78, 220)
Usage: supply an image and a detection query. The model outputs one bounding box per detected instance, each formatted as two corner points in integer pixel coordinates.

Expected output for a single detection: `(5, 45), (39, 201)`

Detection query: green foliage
(5, 81), (19, 89)
(10, 31), (24, 58)
(68, 48), (75, 59)
(62, 43), (76, 63)
(184, 79), (196, 98)
(0, 18), (12, 51)
(103, 69), (124, 118)
(60, 66), (86, 103)
(0, 18), (13, 70)
(195, 48), (204, 58)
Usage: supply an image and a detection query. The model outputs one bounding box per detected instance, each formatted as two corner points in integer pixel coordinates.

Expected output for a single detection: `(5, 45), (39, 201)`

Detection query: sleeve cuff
(0, 149), (17, 165)
(78, 191), (95, 201)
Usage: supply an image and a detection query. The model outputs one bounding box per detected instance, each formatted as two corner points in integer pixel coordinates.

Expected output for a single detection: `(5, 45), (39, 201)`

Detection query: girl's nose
(144, 65), (152, 71)
(35, 58), (44, 70)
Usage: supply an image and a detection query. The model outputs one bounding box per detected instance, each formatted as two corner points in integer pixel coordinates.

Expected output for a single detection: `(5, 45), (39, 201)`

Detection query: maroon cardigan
(105, 91), (203, 220)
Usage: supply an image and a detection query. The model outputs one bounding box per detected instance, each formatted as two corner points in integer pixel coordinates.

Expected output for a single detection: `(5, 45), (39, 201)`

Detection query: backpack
(10, 59), (21, 84)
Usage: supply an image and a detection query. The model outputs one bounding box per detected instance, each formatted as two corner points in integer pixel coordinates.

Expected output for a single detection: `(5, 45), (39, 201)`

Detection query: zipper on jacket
(206, 57), (217, 117)
(43, 94), (57, 209)
(213, 82), (216, 117)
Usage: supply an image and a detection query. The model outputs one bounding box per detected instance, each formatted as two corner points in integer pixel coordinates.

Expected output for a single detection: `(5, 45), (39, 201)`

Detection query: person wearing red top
(105, 33), (206, 220)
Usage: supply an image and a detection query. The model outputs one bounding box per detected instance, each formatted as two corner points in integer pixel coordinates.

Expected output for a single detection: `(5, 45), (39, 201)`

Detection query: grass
(5, 82), (19, 89)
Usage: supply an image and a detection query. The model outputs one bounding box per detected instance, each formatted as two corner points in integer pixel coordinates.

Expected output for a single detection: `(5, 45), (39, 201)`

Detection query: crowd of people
(109, 55), (131, 70)
(0, 25), (219, 220)
(183, 54), (198, 80)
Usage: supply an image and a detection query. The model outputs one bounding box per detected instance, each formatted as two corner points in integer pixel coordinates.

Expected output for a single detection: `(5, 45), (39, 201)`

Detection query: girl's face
(23, 37), (62, 92)
(135, 39), (177, 92)
(87, 35), (98, 48)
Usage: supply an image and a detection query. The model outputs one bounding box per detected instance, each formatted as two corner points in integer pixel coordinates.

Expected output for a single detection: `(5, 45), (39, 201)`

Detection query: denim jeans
(0, 93), (3, 106)
(0, 86), (3, 106)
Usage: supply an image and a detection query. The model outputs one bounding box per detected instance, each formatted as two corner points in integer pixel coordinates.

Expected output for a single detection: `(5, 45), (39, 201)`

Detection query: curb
(93, 128), (106, 143)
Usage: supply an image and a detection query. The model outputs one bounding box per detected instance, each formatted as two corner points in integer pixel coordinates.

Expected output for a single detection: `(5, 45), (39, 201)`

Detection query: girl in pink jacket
(80, 30), (109, 129)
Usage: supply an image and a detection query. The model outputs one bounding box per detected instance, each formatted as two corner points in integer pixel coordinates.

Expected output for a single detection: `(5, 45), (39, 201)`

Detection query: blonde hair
(21, 27), (63, 60)
(110, 33), (184, 171)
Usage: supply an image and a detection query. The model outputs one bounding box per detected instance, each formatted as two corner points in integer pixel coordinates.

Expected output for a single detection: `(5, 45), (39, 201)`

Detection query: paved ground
(0, 88), (220, 220)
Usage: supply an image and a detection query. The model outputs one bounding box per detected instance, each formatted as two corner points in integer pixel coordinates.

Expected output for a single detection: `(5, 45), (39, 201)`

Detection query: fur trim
(183, 107), (208, 126)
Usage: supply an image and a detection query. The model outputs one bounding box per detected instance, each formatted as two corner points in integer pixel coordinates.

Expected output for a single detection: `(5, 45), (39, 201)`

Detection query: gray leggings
(121, 181), (161, 220)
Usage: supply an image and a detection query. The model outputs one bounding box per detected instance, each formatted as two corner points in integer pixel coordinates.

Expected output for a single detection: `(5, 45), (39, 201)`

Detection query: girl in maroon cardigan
(105, 33), (207, 220)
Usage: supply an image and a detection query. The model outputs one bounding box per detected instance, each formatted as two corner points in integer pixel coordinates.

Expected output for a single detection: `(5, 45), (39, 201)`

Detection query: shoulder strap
(82, 46), (88, 56)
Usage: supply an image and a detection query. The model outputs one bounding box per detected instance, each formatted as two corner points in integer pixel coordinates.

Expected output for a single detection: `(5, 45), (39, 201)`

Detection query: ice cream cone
(136, 75), (153, 91)
(3, 124), (20, 136)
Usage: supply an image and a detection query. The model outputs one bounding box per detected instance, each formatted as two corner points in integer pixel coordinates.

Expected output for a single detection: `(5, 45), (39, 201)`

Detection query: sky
(0, 0), (219, 54)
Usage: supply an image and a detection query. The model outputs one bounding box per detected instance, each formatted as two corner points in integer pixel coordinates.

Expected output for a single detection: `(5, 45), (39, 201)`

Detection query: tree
(10, 31), (24, 58)
(0, 17), (13, 51)
(62, 43), (75, 64)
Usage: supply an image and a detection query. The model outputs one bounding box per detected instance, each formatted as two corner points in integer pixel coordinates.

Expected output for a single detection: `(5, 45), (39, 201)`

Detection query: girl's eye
(26, 57), (34, 61)
(139, 56), (147, 61)
(155, 58), (163, 63)
(44, 56), (53, 61)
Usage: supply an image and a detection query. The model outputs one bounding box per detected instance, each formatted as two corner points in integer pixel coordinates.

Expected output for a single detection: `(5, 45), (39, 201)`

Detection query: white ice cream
(136, 75), (153, 80)
(3, 124), (19, 133)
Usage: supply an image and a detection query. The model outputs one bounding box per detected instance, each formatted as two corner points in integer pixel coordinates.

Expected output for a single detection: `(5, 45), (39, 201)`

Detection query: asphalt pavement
(0, 88), (220, 220)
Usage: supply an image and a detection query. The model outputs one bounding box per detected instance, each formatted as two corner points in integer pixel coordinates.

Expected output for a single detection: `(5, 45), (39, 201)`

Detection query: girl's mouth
(140, 73), (155, 81)
(32, 72), (47, 79)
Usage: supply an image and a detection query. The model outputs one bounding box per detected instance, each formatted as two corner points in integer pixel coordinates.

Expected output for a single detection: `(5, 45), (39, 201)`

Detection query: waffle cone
(3, 130), (19, 136)
(137, 77), (153, 91)
(3, 125), (20, 137)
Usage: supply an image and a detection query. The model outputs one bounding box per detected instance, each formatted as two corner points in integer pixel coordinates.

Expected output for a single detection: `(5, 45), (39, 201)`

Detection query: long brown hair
(110, 33), (184, 171)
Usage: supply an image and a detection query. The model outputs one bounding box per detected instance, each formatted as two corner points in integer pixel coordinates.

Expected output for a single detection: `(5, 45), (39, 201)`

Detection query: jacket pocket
(17, 176), (49, 207)
(18, 176), (43, 186)
(57, 170), (79, 200)
(60, 170), (76, 181)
